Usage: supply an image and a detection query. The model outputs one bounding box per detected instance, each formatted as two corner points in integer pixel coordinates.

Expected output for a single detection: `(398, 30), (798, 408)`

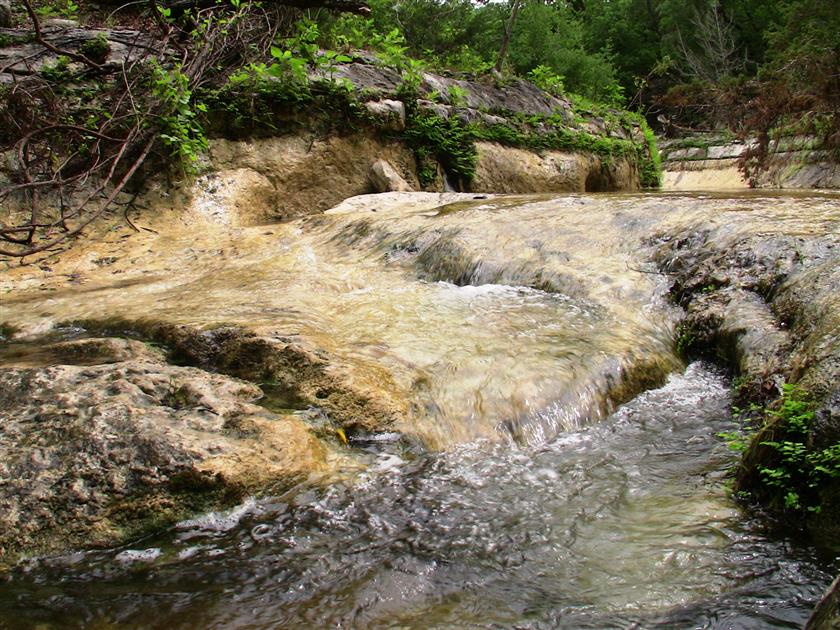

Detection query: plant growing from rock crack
(78, 34), (110, 65)
(447, 85), (468, 107)
(404, 108), (476, 187)
(724, 383), (840, 514)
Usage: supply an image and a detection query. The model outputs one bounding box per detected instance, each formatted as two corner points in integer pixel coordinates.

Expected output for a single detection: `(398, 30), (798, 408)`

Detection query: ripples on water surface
(1, 363), (834, 629)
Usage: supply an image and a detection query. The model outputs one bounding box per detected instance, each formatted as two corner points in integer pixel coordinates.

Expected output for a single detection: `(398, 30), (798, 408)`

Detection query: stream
(1, 191), (839, 627)
(0, 363), (835, 628)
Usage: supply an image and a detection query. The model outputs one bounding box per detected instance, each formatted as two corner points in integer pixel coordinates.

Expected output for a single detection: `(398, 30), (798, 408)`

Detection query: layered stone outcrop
(660, 134), (840, 190)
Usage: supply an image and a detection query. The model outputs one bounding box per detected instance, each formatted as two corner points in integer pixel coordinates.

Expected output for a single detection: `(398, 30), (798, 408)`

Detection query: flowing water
(0, 363), (835, 628)
(5, 191), (839, 445)
(2, 191), (840, 626)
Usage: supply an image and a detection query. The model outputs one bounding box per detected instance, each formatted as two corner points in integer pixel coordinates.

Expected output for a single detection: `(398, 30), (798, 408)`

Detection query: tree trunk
(494, 0), (522, 74)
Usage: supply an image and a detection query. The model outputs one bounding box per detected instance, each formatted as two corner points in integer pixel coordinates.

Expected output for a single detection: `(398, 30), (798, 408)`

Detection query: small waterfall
(443, 172), (457, 192)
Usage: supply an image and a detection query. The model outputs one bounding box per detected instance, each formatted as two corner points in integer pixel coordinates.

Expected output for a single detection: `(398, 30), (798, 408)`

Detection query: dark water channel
(1, 363), (835, 629)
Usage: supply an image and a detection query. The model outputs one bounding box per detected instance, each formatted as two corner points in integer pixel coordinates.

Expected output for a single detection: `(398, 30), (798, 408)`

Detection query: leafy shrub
(527, 65), (565, 97)
(446, 85), (468, 107)
(404, 109), (476, 187)
(41, 55), (71, 83)
(725, 383), (840, 514)
(149, 62), (208, 171)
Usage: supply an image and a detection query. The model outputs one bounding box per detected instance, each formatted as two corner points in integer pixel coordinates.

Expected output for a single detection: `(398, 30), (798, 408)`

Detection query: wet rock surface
(73, 321), (410, 434)
(0, 338), (329, 566)
(654, 219), (840, 539)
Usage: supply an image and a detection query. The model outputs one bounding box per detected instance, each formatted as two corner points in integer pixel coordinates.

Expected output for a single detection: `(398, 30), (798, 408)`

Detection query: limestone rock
(665, 147), (707, 160)
(0, 336), (166, 367)
(757, 151), (840, 188)
(471, 142), (638, 193)
(707, 142), (747, 159)
(369, 159), (413, 193)
(334, 61), (571, 117)
(660, 134), (840, 190)
(209, 135), (429, 218)
(454, 108), (508, 127)
(188, 168), (277, 226)
(416, 99), (452, 119)
(0, 350), (328, 564)
(0, 27), (163, 79)
(364, 99), (405, 130)
(419, 73), (570, 117)
(41, 18), (79, 28)
(654, 226), (840, 542)
(333, 62), (402, 95)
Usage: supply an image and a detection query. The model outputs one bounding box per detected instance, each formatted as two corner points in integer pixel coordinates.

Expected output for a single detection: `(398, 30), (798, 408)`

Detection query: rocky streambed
(1, 189), (839, 625)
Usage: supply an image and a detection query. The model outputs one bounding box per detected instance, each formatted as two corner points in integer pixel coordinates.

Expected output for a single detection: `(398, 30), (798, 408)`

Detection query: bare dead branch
(20, 0), (104, 71)
(1, 0), (359, 259)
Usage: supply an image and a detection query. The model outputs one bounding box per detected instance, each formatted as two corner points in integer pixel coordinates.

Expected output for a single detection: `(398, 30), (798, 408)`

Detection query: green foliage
(197, 9), (657, 186)
(570, 101), (660, 187)
(207, 20), (361, 134)
(675, 323), (696, 356)
(313, 0), (839, 144)
(724, 383), (840, 515)
(507, 1), (624, 105)
(349, 27), (428, 93)
(574, 0), (663, 98)
(399, 58), (427, 94)
(427, 46), (494, 75)
(149, 62), (208, 172)
(638, 120), (661, 188)
(763, 0), (840, 86)
(79, 34), (110, 65)
(318, 0), (624, 102)
(446, 85), (468, 107)
(527, 65), (565, 97)
(35, 0), (78, 19)
(41, 55), (71, 83)
(664, 131), (735, 151)
(206, 69), (308, 134)
(319, 0), (501, 72)
(718, 429), (751, 453)
(371, 28), (410, 68)
(404, 109), (476, 187)
(263, 19), (354, 85)
(0, 32), (36, 48)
